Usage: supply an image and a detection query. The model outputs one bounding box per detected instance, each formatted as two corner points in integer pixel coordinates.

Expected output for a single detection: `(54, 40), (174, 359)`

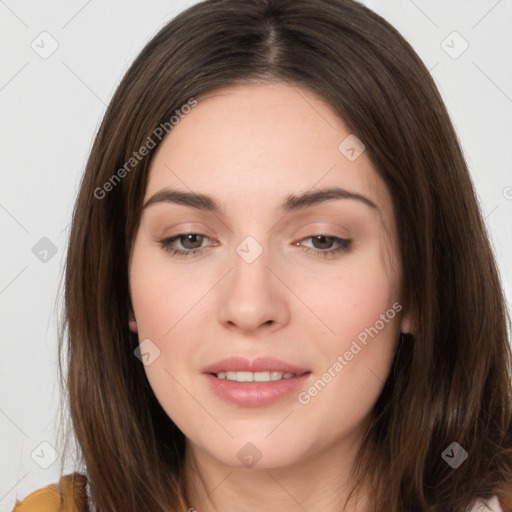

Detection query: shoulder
(471, 495), (503, 512)
(11, 473), (88, 512)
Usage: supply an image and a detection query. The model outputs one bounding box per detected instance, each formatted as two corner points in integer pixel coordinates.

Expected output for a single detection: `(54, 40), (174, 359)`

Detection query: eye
(296, 235), (352, 258)
(158, 233), (215, 257)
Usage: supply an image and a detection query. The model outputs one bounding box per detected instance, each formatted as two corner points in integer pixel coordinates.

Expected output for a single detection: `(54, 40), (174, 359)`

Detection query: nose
(218, 244), (290, 333)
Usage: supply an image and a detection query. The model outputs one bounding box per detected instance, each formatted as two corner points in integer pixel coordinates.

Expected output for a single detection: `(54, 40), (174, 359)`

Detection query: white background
(1, 1), (511, 509)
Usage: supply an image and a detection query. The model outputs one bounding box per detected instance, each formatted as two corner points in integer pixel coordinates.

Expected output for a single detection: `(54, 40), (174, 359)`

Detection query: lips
(204, 373), (311, 406)
(202, 356), (312, 407)
(201, 356), (310, 376)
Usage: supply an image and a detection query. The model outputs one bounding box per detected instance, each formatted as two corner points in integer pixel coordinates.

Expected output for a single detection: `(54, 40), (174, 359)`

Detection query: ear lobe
(400, 311), (411, 334)
(129, 318), (138, 333)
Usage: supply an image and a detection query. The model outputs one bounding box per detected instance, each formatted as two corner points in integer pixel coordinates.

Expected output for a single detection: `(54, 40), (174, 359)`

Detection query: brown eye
(158, 232), (212, 256)
(178, 233), (204, 249)
(310, 235), (336, 250)
(297, 235), (352, 258)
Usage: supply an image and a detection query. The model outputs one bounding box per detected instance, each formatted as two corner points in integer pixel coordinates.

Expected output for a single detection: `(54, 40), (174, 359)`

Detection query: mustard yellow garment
(11, 473), (88, 512)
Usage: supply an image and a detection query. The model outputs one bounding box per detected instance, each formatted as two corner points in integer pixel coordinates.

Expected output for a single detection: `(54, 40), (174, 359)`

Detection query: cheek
(130, 241), (211, 408)
(129, 242), (209, 430)
(291, 265), (400, 445)
(129, 241), (202, 339)
(298, 242), (401, 351)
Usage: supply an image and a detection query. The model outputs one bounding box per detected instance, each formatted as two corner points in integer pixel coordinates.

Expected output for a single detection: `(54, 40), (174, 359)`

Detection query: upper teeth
(215, 371), (296, 382)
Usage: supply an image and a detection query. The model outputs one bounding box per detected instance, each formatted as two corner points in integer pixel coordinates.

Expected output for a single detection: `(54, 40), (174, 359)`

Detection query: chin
(191, 434), (311, 471)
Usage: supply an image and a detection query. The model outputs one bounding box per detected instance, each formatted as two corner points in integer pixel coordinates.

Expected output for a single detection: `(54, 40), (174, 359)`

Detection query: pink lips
(202, 356), (312, 407)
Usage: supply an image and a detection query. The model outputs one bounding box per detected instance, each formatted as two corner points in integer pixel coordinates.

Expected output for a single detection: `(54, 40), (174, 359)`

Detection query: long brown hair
(60, 0), (512, 510)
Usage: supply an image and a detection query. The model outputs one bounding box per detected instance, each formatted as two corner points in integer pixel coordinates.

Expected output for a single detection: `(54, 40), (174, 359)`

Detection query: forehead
(145, 81), (393, 224)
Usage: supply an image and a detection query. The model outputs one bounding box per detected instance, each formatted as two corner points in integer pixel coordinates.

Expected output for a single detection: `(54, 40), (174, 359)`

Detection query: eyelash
(158, 233), (352, 259)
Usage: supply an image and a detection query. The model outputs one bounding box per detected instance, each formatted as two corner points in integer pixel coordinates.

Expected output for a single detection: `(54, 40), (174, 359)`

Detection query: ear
(128, 306), (138, 333)
(129, 318), (138, 333)
(400, 309), (411, 334)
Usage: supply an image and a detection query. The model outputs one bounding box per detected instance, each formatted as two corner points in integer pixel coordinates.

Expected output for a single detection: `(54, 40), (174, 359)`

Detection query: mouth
(211, 370), (308, 382)
(202, 357), (312, 407)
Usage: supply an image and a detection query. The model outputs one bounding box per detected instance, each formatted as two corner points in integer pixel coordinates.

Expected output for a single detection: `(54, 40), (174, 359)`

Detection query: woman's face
(128, 81), (410, 470)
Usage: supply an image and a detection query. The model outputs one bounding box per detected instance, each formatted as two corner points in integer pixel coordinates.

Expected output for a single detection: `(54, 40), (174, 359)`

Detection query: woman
(12, 0), (512, 510)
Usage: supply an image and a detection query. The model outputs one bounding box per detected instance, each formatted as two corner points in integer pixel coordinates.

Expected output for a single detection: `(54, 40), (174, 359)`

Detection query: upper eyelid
(164, 221), (351, 238)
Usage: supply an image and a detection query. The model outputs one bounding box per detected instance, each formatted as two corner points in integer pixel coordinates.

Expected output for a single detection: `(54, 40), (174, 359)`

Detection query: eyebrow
(142, 186), (379, 213)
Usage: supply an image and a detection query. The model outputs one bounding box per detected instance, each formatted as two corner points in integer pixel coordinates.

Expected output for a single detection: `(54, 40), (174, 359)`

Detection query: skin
(128, 81), (411, 512)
